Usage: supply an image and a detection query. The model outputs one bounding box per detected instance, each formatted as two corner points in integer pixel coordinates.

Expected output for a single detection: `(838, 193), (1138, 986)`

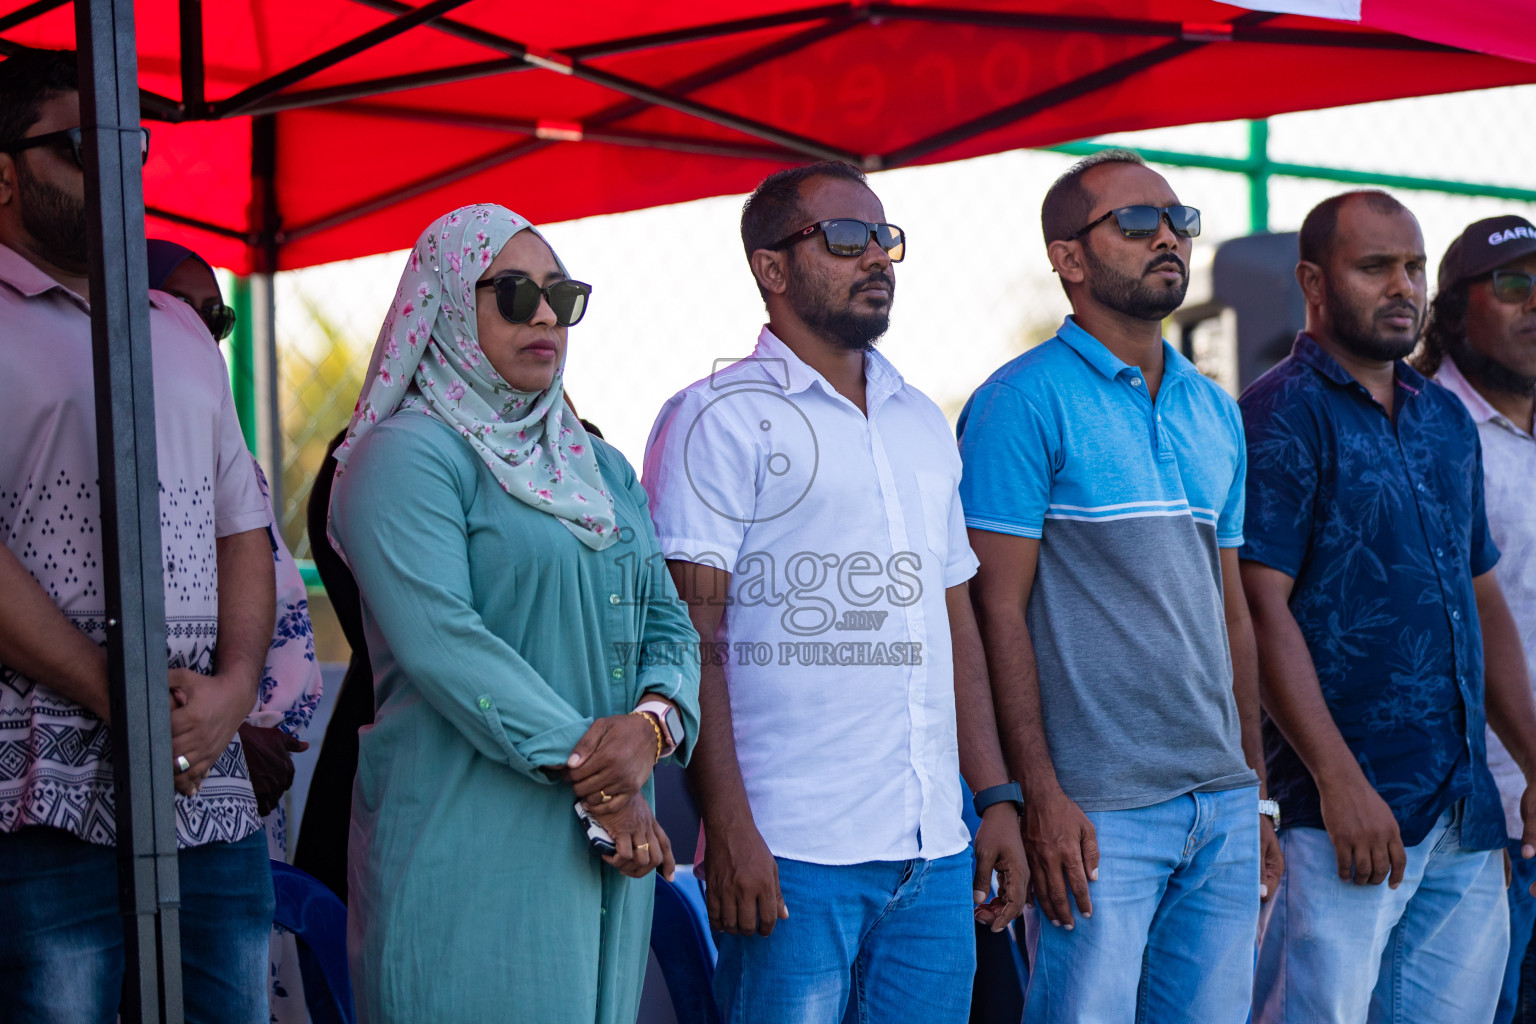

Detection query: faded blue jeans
(0, 825), (274, 1024)
(1023, 786), (1261, 1024)
(1498, 838), (1536, 1024)
(1254, 801), (1508, 1024)
(712, 849), (976, 1024)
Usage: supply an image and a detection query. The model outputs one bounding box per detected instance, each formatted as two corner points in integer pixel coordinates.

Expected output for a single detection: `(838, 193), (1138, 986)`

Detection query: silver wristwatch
(1258, 798), (1281, 831)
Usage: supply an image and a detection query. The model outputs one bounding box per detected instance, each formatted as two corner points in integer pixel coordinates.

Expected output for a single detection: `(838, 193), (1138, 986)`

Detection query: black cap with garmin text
(1439, 215), (1536, 292)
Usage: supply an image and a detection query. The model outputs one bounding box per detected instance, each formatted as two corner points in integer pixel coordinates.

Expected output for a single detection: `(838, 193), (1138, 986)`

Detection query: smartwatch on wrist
(972, 781), (1024, 818)
(634, 698), (683, 759)
(1258, 798), (1281, 831)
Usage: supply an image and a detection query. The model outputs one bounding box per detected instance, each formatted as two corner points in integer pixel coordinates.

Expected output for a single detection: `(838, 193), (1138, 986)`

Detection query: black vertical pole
(75, 1), (184, 1021)
(251, 113), (283, 515)
(177, 0), (204, 119)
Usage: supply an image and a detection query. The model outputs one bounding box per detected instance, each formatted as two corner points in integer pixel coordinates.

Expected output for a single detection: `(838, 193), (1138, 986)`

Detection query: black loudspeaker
(1211, 232), (1307, 393)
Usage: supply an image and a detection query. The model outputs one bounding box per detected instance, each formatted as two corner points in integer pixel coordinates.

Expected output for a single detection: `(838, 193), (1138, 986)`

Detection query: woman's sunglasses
(1069, 205), (1201, 241)
(0, 126), (151, 169)
(168, 294), (237, 342)
(1491, 270), (1536, 305)
(769, 219), (906, 262)
(199, 303), (237, 342)
(475, 274), (591, 327)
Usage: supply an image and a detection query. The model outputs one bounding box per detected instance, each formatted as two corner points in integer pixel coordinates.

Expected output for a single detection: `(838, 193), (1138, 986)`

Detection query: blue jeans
(0, 825), (274, 1024)
(712, 849), (976, 1024)
(1024, 787), (1260, 1024)
(1253, 801), (1508, 1024)
(1497, 839), (1536, 1024)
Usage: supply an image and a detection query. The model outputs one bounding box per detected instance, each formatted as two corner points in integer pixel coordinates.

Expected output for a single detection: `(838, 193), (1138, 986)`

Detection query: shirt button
(1452, 609), (1461, 620)
(477, 696), (492, 710)
(611, 668), (624, 680)
(1131, 378), (1143, 387)
(600, 907), (607, 916)
(609, 593), (621, 605)
(1416, 482), (1426, 492)
(1435, 547), (1444, 557)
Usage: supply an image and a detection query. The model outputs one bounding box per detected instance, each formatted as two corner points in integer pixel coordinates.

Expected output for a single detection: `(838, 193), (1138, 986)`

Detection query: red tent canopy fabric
(5, 0), (1536, 272)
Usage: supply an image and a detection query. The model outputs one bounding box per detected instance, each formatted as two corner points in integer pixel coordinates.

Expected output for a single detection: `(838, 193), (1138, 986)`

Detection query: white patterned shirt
(1439, 358), (1536, 838)
(0, 242), (269, 848)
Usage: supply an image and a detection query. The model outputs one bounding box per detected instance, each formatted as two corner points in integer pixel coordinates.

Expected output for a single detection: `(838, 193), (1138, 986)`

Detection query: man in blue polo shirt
(959, 150), (1279, 1023)
(1241, 190), (1536, 1023)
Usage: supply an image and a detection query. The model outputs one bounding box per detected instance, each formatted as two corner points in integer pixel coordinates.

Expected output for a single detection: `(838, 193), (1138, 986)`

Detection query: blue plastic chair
(270, 859), (356, 1024)
(651, 866), (722, 1024)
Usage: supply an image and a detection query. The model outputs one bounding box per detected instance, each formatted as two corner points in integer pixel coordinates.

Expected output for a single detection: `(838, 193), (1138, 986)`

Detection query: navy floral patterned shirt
(1240, 334), (1504, 851)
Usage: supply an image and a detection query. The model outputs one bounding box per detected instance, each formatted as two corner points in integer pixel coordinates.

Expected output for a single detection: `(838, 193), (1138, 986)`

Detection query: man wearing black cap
(1413, 214), (1536, 1024)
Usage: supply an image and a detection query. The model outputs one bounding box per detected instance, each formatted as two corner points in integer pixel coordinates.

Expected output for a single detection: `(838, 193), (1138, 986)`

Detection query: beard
(1326, 288), (1421, 363)
(16, 156), (89, 271)
(1081, 242), (1188, 321)
(1448, 335), (1536, 398)
(785, 249), (893, 352)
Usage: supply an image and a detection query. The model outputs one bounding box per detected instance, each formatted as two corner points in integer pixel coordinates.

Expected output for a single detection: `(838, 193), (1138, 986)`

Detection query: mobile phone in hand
(574, 801), (617, 856)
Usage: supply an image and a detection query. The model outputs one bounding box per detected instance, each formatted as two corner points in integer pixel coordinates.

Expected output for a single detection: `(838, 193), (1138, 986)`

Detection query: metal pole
(250, 115), (283, 519)
(1248, 119), (1270, 234)
(74, 0), (184, 1020)
(228, 276), (257, 451)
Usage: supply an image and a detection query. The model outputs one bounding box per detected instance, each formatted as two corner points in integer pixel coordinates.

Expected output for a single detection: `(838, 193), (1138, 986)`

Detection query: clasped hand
(587, 796), (676, 881)
(566, 713), (659, 814)
(168, 668), (254, 797)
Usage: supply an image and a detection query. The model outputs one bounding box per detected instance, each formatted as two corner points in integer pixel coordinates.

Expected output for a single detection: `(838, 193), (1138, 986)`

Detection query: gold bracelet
(631, 710), (663, 763)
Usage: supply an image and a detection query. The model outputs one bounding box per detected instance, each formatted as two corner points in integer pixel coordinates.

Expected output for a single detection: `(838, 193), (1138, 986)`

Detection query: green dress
(330, 410), (701, 1023)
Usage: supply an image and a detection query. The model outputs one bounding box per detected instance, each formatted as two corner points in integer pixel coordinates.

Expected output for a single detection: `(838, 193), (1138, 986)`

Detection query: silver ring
(174, 755), (191, 774)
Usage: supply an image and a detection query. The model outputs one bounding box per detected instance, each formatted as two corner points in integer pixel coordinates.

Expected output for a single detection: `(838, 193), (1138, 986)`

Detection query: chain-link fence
(268, 84), (1536, 659)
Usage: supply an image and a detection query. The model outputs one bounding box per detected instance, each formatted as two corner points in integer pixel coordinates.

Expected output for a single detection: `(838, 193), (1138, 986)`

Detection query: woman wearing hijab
(328, 205), (700, 1023)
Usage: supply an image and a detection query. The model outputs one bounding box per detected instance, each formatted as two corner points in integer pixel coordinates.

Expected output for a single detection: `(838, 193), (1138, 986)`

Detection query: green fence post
(228, 275), (257, 453)
(1249, 119), (1270, 234)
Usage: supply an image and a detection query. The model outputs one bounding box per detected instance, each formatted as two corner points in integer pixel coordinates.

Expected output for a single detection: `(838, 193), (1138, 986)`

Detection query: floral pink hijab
(331, 204), (616, 551)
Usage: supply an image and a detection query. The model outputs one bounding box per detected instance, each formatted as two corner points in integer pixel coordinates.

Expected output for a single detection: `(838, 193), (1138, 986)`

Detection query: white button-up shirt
(643, 327), (977, 865)
(1438, 358), (1536, 838)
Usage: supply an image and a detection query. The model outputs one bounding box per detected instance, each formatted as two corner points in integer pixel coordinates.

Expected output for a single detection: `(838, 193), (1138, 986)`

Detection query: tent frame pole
(284, 13), (859, 240)
(250, 114), (284, 515)
(75, 0), (185, 1019)
(210, 0), (476, 117)
(177, 0), (204, 118)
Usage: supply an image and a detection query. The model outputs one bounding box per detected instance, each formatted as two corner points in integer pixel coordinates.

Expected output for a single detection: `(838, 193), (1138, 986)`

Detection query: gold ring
(600, 790), (612, 803)
(637, 843), (650, 852)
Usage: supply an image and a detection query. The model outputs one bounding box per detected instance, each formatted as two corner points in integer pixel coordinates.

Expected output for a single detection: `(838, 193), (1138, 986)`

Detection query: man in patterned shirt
(1242, 190), (1536, 1023)
(0, 49), (277, 1023)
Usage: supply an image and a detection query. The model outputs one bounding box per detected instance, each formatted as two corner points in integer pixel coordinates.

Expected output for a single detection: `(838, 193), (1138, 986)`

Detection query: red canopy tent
(5, 0), (1536, 273)
(5, 3), (1536, 1020)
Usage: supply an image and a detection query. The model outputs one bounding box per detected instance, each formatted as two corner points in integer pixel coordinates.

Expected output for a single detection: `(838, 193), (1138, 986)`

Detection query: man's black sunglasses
(475, 273), (592, 327)
(1069, 205), (1201, 242)
(1491, 270), (1536, 304)
(0, 126), (151, 169)
(769, 219), (906, 262)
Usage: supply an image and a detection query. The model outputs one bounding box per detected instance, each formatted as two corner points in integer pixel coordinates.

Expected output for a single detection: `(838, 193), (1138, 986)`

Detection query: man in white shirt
(1413, 214), (1536, 1024)
(643, 162), (1027, 1024)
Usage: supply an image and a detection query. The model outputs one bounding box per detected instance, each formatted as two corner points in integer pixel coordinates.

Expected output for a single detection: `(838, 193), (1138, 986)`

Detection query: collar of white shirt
(1436, 356), (1534, 441)
(746, 324), (907, 411)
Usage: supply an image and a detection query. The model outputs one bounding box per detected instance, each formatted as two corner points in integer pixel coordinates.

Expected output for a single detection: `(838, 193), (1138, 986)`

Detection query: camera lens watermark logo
(683, 357), (818, 526)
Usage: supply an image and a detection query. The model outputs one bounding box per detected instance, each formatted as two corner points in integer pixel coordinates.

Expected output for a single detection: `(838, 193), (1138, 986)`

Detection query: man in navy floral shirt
(1242, 190), (1536, 1024)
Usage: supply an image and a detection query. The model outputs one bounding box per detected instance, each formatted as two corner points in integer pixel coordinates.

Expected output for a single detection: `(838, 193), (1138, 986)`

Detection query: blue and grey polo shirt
(957, 316), (1256, 811)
